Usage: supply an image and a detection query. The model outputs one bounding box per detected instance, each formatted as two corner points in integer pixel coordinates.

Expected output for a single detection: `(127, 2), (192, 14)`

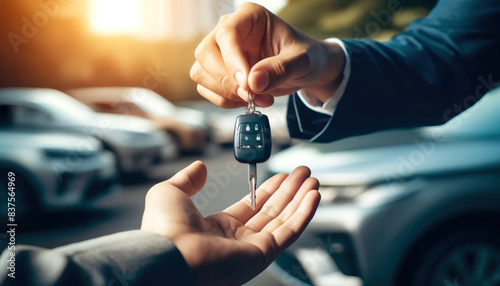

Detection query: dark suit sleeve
(0, 230), (194, 286)
(288, 0), (500, 142)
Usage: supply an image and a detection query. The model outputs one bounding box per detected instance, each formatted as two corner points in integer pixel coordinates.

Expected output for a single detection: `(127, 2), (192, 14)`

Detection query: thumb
(164, 160), (207, 197)
(249, 47), (311, 94)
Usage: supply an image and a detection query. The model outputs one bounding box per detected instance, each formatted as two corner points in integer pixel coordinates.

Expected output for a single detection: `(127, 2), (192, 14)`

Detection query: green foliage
(278, 0), (437, 41)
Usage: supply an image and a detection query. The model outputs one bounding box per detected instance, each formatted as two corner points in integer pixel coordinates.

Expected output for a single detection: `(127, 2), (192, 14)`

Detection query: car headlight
(44, 147), (99, 159)
(318, 185), (367, 204)
(43, 138), (102, 159)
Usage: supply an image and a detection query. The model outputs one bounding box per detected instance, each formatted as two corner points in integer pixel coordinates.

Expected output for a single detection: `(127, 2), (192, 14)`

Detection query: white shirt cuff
(297, 38), (351, 116)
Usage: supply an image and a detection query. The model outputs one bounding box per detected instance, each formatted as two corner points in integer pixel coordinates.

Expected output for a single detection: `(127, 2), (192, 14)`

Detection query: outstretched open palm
(141, 161), (320, 286)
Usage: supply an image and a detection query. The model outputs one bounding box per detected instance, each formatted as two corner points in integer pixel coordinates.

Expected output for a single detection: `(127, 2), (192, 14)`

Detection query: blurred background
(5, 1), (500, 286)
(0, 0), (436, 101)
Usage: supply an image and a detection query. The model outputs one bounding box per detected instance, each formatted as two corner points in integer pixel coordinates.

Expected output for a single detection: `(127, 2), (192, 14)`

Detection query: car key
(233, 91), (272, 210)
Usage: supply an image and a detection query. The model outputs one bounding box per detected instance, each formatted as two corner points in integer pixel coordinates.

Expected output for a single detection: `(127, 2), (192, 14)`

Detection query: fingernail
(237, 87), (248, 101)
(254, 70), (270, 92)
(235, 71), (245, 88)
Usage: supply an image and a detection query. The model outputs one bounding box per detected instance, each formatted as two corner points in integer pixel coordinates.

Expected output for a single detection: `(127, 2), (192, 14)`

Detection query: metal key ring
(246, 90), (256, 114)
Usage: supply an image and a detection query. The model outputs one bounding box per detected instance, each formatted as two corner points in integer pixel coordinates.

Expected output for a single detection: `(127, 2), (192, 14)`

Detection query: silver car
(0, 129), (117, 220)
(266, 88), (500, 286)
(0, 88), (177, 176)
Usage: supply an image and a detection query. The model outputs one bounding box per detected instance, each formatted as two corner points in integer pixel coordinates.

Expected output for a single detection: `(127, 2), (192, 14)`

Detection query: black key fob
(233, 112), (272, 164)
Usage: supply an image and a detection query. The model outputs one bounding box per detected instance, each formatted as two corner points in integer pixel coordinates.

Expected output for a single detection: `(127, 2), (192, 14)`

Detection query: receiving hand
(141, 161), (320, 286)
(190, 2), (346, 108)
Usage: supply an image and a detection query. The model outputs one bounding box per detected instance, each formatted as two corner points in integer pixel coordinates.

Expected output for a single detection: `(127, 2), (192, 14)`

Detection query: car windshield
(34, 92), (95, 123)
(127, 89), (176, 117)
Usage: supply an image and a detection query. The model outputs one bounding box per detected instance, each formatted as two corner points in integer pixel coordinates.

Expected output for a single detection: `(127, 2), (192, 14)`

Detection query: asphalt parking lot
(6, 143), (284, 286)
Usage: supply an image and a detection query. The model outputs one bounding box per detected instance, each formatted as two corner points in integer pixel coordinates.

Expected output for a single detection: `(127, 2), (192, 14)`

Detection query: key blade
(249, 163), (257, 210)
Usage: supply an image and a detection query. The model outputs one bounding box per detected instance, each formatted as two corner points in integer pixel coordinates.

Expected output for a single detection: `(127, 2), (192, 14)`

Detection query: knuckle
(194, 44), (202, 60)
(240, 1), (260, 10)
(223, 89), (237, 100)
(217, 13), (235, 26)
(218, 14), (230, 23)
(271, 58), (288, 79)
(218, 70), (234, 89)
(221, 88), (233, 100)
(197, 85), (223, 108)
(190, 64), (201, 82)
(215, 24), (234, 43)
(215, 98), (231, 108)
(147, 182), (168, 200)
(194, 42), (207, 61)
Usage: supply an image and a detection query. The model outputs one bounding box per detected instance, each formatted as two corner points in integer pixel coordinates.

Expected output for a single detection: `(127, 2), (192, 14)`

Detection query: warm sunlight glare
(89, 0), (140, 35)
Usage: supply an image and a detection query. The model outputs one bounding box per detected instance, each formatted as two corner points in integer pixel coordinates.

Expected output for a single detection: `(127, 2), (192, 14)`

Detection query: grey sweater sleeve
(0, 230), (194, 286)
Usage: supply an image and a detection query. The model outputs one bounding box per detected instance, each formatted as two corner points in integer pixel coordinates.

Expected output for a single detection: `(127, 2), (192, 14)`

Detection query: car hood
(67, 113), (157, 133)
(268, 138), (500, 185)
(0, 129), (101, 151)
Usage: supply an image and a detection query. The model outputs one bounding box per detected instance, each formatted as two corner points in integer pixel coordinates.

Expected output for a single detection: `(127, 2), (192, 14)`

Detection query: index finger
(215, 14), (251, 91)
(214, 3), (269, 91)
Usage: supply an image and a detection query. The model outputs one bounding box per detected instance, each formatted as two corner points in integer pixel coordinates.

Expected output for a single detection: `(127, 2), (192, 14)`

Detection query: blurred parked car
(266, 88), (500, 286)
(0, 88), (177, 177)
(207, 96), (293, 147)
(65, 87), (209, 154)
(0, 129), (117, 221)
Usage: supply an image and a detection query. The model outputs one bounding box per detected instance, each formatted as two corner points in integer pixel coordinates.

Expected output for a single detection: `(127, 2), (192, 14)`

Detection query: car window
(34, 93), (94, 123)
(113, 101), (145, 117)
(89, 102), (116, 113)
(128, 89), (176, 116)
(11, 104), (53, 127)
(90, 101), (146, 117)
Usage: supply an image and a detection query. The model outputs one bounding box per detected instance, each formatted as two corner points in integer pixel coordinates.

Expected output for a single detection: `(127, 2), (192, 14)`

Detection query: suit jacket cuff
(296, 38), (351, 116)
(287, 92), (335, 142)
(0, 230), (193, 286)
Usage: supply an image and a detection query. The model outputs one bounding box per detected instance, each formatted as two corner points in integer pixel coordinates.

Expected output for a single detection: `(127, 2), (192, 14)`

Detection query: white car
(266, 88), (500, 286)
(0, 129), (117, 220)
(0, 88), (177, 177)
(66, 87), (210, 154)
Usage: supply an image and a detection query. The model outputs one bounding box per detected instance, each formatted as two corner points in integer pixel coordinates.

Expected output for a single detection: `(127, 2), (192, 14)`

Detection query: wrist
(303, 40), (345, 103)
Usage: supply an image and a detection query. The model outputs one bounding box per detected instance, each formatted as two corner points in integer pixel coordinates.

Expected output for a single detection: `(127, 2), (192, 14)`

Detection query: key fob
(233, 113), (272, 164)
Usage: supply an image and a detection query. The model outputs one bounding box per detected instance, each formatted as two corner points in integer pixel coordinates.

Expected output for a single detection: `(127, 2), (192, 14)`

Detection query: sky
(0, 0), (289, 101)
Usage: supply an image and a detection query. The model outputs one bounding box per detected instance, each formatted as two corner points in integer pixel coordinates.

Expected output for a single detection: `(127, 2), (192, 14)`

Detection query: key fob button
(240, 134), (254, 147)
(233, 113), (272, 164)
